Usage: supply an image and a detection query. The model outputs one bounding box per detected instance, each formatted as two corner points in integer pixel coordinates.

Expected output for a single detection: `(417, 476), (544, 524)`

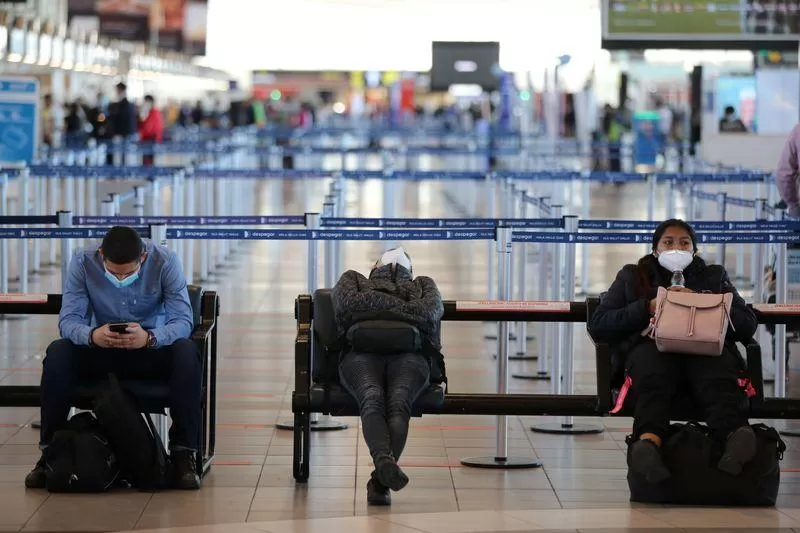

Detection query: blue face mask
(104, 269), (139, 289)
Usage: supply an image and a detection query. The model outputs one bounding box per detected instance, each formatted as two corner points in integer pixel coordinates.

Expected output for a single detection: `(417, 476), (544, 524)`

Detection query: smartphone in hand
(108, 322), (131, 334)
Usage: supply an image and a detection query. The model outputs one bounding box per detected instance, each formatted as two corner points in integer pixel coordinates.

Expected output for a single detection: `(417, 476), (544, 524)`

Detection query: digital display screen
(430, 41), (500, 92)
(603, 0), (800, 49)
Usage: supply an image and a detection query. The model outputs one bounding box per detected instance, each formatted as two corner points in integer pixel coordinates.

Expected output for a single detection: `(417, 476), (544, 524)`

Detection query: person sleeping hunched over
(331, 247), (444, 506)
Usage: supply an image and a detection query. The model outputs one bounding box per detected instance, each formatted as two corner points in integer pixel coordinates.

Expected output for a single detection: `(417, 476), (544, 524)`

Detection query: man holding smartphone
(25, 226), (202, 490)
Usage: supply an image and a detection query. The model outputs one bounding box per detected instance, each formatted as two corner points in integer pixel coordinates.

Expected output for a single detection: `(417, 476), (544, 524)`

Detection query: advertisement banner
(67, 0), (207, 55)
(182, 0), (207, 56)
(0, 77), (40, 164)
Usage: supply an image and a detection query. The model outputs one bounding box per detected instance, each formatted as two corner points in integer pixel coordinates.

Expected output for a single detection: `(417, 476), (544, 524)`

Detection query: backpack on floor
(626, 422), (785, 506)
(93, 373), (169, 491)
(44, 412), (120, 493)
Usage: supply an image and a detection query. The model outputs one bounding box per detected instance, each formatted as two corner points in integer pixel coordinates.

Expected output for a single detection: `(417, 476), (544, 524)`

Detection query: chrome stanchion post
(134, 186), (145, 218)
(532, 216), (603, 434)
(184, 172), (195, 284)
(149, 223), (167, 247)
(322, 202), (335, 287)
(0, 174), (8, 293)
(687, 183), (697, 221)
(484, 172), (497, 341)
(18, 169), (29, 294)
(276, 212), (347, 432)
(717, 192), (728, 267)
(753, 199), (767, 309)
(58, 210), (73, 293)
(647, 174), (657, 221)
(775, 240), (788, 398)
(580, 175), (590, 295)
(461, 227), (542, 470)
(534, 197), (552, 381)
(32, 171), (42, 273)
(512, 192), (533, 361)
(101, 199), (114, 217)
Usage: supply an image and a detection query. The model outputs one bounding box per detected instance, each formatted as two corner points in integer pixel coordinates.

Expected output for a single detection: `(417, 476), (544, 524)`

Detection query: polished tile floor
(0, 176), (798, 532)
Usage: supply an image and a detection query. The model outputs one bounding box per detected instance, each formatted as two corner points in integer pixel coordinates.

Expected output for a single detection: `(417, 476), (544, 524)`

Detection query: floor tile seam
(129, 490), (155, 530)
(17, 489), (50, 533)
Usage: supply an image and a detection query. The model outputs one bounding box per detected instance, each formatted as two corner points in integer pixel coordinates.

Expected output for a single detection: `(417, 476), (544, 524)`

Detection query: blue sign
(0, 77), (39, 164)
(499, 72), (513, 130)
(632, 111), (661, 167)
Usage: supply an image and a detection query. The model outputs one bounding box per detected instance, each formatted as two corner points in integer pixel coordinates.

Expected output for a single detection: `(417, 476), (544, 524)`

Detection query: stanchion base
(530, 422), (604, 435)
(508, 354), (538, 361)
(780, 428), (800, 437)
(485, 335), (536, 342)
(31, 420), (41, 429)
(275, 419), (349, 431)
(460, 456), (542, 469)
(511, 372), (551, 381)
(0, 314), (29, 321)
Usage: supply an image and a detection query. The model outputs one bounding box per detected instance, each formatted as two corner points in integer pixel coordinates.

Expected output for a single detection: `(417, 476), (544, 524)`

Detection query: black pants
(40, 338), (202, 451)
(339, 352), (430, 464)
(628, 340), (748, 442)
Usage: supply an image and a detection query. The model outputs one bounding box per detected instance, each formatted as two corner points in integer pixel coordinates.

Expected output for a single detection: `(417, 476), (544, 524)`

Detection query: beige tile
(145, 487), (256, 512)
(506, 508), (675, 529)
(249, 516), (428, 533)
(203, 465), (263, 487)
(0, 487), (48, 526)
(23, 491), (151, 532)
(135, 508), (249, 530)
(375, 510), (556, 533)
(645, 508), (800, 529)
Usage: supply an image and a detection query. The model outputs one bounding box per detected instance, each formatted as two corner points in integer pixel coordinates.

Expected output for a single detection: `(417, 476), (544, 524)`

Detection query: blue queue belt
(0, 166), (776, 184)
(0, 226), (797, 244)
(1, 216), (799, 232)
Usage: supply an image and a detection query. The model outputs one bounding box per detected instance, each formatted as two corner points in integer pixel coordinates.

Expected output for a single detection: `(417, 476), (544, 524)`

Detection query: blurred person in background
(138, 95), (164, 166)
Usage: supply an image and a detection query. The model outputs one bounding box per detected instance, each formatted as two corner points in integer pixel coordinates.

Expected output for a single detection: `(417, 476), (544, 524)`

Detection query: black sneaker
(718, 426), (757, 476)
(366, 474), (391, 506)
(24, 456), (47, 489)
(374, 457), (408, 492)
(170, 450), (201, 490)
(629, 439), (671, 484)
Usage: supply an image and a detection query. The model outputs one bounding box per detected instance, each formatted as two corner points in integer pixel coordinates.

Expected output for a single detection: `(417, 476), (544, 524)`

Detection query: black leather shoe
(374, 457), (408, 492)
(718, 426), (757, 476)
(629, 439), (670, 484)
(171, 450), (201, 490)
(25, 456), (47, 489)
(366, 474), (391, 506)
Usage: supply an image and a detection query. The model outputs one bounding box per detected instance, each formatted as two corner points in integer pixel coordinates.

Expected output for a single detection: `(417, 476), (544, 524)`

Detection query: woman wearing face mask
(331, 247), (445, 506)
(588, 219), (758, 484)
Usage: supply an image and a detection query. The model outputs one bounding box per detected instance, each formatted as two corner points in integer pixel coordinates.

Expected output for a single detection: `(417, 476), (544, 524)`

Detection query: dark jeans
(628, 340), (748, 442)
(40, 338), (202, 451)
(339, 352), (430, 463)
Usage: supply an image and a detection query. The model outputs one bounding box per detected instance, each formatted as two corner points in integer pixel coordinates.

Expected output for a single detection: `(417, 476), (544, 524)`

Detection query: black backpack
(627, 422), (785, 506)
(93, 374), (169, 491)
(44, 412), (120, 493)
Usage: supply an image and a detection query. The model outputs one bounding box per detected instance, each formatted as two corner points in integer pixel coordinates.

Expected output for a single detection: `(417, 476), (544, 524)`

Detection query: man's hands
(91, 323), (149, 350)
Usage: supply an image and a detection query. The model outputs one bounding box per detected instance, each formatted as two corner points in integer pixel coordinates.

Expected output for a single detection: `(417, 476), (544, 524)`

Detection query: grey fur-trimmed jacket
(331, 264), (444, 351)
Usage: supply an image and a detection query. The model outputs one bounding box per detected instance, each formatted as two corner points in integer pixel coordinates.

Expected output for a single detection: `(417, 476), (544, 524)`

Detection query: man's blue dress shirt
(59, 240), (193, 348)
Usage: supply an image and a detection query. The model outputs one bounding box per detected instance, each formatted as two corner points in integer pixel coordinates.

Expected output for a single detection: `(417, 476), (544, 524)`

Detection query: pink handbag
(643, 286), (735, 356)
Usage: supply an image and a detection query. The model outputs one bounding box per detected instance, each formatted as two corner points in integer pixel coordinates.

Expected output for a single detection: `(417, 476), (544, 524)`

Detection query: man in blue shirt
(25, 226), (202, 490)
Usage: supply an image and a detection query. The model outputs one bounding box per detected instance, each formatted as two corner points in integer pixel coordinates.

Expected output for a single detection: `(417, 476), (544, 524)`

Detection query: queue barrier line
(0, 226), (796, 244)
(3, 216), (800, 233)
(0, 166), (776, 184)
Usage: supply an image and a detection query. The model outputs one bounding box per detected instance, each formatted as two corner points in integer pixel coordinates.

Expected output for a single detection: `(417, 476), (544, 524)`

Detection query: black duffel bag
(627, 422), (785, 506)
(45, 412), (120, 493)
(346, 320), (421, 355)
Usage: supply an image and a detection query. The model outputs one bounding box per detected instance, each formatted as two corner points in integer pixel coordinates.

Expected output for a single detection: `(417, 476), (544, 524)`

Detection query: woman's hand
(667, 286), (695, 293)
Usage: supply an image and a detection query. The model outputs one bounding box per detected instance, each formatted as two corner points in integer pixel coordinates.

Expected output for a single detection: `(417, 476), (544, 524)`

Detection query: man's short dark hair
(144, 94), (155, 104)
(101, 226), (145, 264)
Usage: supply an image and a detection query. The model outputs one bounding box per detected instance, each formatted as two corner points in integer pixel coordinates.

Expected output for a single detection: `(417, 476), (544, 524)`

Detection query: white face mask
(656, 250), (694, 272)
(379, 247), (412, 273)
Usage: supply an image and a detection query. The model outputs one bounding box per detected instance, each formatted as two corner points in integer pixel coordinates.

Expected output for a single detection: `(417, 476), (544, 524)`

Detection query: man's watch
(146, 330), (157, 349)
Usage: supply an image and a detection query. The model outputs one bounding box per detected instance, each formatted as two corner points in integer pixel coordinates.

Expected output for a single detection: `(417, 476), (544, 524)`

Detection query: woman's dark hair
(635, 219), (700, 296)
(101, 226), (145, 264)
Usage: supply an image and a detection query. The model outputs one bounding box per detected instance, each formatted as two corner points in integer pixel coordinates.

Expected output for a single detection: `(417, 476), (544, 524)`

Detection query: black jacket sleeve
(588, 265), (652, 343)
(714, 266), (758, 342)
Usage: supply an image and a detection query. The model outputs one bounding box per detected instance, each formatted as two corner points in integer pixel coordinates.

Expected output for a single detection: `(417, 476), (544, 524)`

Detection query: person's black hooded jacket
(331, 264), (443, 350)
(588, 257), (758, 376)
